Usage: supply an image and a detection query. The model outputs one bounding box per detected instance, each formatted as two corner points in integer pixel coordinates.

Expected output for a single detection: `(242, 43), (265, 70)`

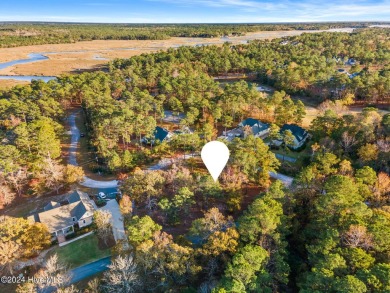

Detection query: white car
(98, 192), (106, 199)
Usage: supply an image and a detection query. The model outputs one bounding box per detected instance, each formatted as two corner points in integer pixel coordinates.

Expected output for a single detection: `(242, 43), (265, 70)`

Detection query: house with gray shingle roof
(220, 118), (270, 142)
(28, 190), (96, 240)
(238, 118), (270, 138)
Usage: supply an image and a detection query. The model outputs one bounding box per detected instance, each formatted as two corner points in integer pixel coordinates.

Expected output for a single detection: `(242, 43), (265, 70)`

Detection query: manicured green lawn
(50, 234), (111, 268)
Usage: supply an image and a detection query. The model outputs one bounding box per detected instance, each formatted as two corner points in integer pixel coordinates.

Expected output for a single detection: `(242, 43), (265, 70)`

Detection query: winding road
(68, 111), (124, 244)
(65, 111), (123, 285)
(67, 111), (119, 188)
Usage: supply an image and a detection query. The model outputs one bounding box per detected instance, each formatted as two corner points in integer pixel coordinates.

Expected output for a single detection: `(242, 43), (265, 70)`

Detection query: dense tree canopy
(0, 25), (389, 292)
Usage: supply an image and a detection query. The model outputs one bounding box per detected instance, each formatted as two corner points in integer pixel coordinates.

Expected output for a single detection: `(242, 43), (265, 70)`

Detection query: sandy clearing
(0, 58), (108, 76)
(0, 79), (29, 88)
(302, 106), (320, 128)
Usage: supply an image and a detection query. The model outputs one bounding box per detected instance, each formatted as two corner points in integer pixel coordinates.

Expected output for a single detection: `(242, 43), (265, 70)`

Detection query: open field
(0, 28), (354, 78)
(302, 105), (390, 127)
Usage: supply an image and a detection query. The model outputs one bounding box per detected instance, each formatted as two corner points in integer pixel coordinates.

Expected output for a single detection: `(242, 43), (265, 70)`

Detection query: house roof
(67, 191), (82, 203)
(28, 190), (95, 233)
(154, 126), (170, 142)
(37, 202), (82, 233)
(252, 122), (270, 135)
(44, 201), (60, 211)
(240, 118), (260, 127)
(280, 124), (308, 142)
(239, 118), (270, 136)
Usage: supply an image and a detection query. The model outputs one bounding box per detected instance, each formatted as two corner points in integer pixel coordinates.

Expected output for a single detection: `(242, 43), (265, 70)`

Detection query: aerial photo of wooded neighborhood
(0, 1), (389, 292)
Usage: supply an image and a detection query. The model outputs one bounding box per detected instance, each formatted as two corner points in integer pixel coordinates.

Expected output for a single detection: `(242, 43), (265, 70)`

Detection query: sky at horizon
(0, 0), (389, 23)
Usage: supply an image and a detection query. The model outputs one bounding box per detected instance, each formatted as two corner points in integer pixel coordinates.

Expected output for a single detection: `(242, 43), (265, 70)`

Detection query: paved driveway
(81, 177), (119, 188)
(100, 200), (126, 242)
(269, 171), (294, 186)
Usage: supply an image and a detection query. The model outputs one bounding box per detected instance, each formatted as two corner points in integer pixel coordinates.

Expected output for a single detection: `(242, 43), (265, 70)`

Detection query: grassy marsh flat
(0, 28), (354, 80)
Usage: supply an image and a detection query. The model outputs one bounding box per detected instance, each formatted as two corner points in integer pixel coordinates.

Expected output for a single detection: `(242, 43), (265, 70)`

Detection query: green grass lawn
(49, 234), (111, 268)
(272, 148), (303, 159)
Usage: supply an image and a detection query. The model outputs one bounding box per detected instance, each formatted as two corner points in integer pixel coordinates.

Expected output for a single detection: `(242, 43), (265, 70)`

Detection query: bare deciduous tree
(85, 278), (100, 293)
(376, 139), (390, 153)
(36, 254), (71, 292)
(0, 241), (21, 274)
(16, 282), (37, 293)
(6, 169), (28, 196)
(0, 183), (16, 206)
(318, 100), (346, 115)
(190, 207), (234, 241)
(243, 125), (253, 138)
(93, 210), (113, 244)
(39, 157), (65, 194)
(101, 254), (140, 293)
(221, 165), (248, 190)
(341, 225), (373, 250)
(339, 131), (358, 154)
(56, 285), (78, 293)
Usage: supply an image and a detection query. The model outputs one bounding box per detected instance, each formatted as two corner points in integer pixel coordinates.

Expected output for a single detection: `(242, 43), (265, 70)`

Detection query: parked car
(98, 192), (106, 199)
(80, 133), (85, 137)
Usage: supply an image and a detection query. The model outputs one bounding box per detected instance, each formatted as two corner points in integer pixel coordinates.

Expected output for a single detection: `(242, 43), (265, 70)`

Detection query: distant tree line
(0, 22), (384, 47)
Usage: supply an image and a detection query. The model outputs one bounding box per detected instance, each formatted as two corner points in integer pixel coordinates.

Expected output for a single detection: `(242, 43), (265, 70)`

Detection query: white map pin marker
(201, 141), (230, 182)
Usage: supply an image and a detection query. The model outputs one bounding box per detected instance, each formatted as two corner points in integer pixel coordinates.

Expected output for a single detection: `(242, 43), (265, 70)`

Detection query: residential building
(238, 118), (270, 138)
(28, 190), (96, 241)
(142, 126), (173, 145)
(277, 124), (309, 149)
(220, 118), (270, 142)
